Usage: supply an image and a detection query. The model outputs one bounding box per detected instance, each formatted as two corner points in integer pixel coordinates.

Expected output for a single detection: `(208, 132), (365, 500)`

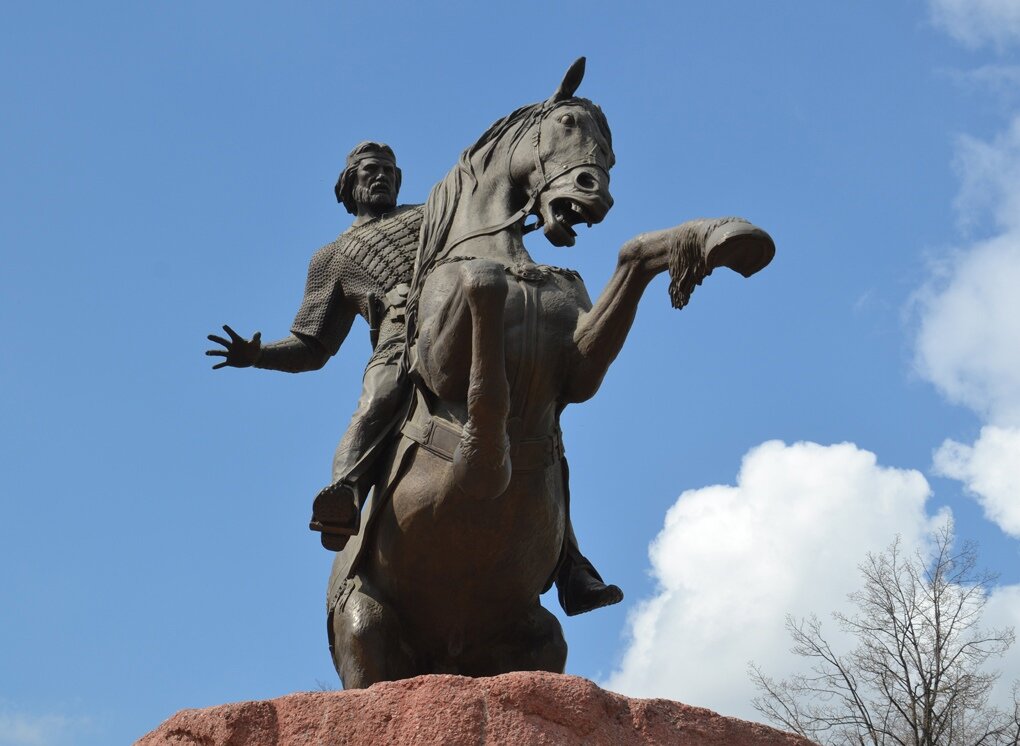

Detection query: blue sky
(4, 1), (1020, 743)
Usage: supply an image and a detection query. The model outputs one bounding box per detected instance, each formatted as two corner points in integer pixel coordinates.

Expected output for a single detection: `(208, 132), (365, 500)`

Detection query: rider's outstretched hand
(206, 325), (262, 369)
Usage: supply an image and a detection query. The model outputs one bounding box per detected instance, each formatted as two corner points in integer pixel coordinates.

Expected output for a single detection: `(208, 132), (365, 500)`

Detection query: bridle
(442, 101), (610, 254)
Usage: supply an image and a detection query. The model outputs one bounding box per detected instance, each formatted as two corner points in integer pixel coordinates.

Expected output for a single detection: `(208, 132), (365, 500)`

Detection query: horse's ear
(550, 57), (585, 102)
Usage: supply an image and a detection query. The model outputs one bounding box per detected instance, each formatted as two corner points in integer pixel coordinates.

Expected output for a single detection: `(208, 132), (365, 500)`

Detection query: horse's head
(514, 58), (616, 248)
(409, 59), (618, 332)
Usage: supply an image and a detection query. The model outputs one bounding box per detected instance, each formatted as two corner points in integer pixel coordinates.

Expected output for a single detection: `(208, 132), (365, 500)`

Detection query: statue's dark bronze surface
(208, 58), (774, 689)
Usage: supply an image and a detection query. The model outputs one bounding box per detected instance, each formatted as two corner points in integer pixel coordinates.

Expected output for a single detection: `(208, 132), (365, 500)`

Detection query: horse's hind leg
(449, 260), (512, 499)
(328, 576), (417, 689)
(463, 603), (567, 677)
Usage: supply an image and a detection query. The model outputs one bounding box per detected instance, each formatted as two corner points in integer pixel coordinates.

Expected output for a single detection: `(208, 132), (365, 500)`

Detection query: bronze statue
(321, 59), (773, 687)
(210, 58), (774, 689)
(207, 140), (623, 618)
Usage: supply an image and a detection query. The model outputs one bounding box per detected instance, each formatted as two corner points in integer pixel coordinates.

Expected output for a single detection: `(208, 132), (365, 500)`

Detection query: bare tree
(750, 524), (1020, 746)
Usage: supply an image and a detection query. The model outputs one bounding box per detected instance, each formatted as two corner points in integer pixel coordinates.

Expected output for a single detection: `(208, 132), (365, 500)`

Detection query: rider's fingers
(207, 334), (230, 347)
(205, 350), (227, 357)
(252, 331), (262, 344)
(223, 324), (242, 342)
(212, 360), (229, 370)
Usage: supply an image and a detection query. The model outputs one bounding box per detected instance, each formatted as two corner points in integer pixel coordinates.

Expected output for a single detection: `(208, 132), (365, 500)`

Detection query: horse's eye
(558, 113), (576, 127)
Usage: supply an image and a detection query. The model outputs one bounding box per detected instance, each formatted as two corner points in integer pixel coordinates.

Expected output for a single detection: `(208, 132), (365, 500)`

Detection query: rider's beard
(354, 184), (396, 212)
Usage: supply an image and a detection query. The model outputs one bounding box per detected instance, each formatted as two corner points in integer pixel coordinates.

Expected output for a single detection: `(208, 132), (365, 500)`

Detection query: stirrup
(309, 481), (360, 552)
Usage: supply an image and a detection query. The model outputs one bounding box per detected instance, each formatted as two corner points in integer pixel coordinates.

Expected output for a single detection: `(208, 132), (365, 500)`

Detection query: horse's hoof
(452, 458), (513, 499)
(705, 221), (776, 278)
(452, 424), (512, 499)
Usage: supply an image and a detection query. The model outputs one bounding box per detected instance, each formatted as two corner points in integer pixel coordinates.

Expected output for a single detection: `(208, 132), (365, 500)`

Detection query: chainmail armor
(291, 204), (423, 354)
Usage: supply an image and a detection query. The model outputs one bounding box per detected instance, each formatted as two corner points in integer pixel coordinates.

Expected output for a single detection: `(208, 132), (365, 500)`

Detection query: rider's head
(335, 141), (401, 215)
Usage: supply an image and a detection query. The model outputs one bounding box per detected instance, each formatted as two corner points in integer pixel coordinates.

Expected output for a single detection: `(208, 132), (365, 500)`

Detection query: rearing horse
(327, 58), (774, 688)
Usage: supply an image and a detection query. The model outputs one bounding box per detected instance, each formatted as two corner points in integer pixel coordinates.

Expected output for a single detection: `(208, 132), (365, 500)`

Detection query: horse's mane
(404, 102), (539, 348)
(404, 97), (612, 348)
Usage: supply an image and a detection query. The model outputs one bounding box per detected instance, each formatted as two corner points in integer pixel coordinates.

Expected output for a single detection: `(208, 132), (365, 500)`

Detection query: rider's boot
(668, 217), (775, 309)
(556, 547), (624, 617)
(309, 480), (361, 552)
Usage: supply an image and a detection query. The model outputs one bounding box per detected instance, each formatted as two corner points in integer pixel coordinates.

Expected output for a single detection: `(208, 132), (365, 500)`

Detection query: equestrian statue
(207, 141), (621, 618)
(208, 57), (774, 689)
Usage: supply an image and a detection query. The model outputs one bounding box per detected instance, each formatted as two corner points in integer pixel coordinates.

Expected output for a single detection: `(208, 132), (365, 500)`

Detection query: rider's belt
(401, 415), (564, 472)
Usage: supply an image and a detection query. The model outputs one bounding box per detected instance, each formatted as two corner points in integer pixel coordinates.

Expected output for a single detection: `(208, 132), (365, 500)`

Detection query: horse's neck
(446, 177), (533, 265)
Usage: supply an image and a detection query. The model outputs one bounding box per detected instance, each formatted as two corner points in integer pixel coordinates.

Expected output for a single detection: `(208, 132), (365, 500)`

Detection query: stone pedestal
(136, 671), (815, 745)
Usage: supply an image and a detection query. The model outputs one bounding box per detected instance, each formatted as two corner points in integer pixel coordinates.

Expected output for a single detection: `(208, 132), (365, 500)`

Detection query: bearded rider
(206, 141), (622, 615)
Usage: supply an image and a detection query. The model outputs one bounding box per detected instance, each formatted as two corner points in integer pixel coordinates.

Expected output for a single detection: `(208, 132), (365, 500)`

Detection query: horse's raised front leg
(452, 260), (512, 498)
(565, 218), (774, 403)
(418, 259), (512, 499)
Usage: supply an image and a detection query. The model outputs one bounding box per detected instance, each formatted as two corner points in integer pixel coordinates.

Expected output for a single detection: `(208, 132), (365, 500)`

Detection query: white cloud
(930, 0), (1020, 50)
(914, 117), (1020, 427)
(936, 426), (1020, 537)
(915, 116), (1020, 543)
(954, 117), (1020, 235)
(603, 440), (940, 719)
(914, 232), (1020, 425)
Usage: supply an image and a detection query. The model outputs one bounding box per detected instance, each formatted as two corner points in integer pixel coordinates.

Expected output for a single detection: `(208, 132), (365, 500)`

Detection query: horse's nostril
(575, 171), (598, 191)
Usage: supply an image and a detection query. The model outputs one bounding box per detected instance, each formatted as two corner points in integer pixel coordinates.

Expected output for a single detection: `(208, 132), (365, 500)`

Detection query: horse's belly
(370, 447), (565, 635)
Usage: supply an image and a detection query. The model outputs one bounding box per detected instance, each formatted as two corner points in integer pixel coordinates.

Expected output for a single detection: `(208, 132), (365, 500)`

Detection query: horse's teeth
(570, 202), (591, 225)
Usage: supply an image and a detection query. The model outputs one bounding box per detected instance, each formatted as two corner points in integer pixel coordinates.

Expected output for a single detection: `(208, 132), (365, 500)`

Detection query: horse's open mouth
(542, 197), (594, 247)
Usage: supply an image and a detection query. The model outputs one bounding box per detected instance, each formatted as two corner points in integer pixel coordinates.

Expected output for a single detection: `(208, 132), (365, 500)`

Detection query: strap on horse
(400, 389), (564, 472)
